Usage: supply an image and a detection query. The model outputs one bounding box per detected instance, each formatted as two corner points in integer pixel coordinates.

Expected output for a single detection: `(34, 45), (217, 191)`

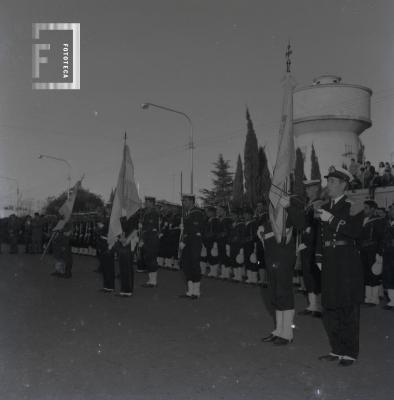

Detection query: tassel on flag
(107, 137), (141, 249)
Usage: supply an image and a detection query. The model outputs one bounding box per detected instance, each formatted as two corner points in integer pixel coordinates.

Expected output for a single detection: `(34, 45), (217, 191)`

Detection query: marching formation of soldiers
(2, 165), (394, 367)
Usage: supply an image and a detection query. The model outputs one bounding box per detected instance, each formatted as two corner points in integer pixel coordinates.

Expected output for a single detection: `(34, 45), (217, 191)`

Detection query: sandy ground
(0, 250), (393, 400)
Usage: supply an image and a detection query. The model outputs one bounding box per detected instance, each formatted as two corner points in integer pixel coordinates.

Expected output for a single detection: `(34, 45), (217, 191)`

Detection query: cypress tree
(257, 146), (271, 205)
(232, 154), (244, 209)
(310, 144), (321, 181)
(294, 148), (306, 197)
(244, 108), (259, 208)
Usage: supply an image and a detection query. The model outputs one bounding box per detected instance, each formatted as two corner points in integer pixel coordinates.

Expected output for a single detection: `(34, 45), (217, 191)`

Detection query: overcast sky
(0, 0), (393, 207)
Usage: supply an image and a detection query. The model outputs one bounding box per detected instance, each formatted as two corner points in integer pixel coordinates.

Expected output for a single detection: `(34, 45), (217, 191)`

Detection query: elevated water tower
(293, 75), (372, 177)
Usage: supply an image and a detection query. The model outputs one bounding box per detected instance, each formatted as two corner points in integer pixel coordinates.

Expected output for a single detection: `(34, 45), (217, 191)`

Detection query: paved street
(1, 251), (393, 400)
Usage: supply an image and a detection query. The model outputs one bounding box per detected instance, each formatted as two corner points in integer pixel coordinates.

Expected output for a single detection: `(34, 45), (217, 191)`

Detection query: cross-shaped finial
(285, 41), (292, 73)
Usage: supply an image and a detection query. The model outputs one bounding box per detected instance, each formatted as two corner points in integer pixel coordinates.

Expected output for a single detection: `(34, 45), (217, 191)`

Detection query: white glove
(211, 242), (218, 257)
(257, 225), (265, 239)
(138, 222), (142, 229)
(297, 243), (307, 252)
(121, 208), (127, 217)
(225, 244), (230, 257)
(138, 240), (144, 248)
(179, 242), (186, 250)
(317, 209), (334, 222)
(376, 254), (383, 263)
(316, 262), (322, 271)
(158, 233), (163, 238)
(249, 252), (257, 264)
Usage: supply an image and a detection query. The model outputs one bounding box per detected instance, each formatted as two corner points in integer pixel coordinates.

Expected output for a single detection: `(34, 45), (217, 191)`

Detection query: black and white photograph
(0, 1), (394, 399)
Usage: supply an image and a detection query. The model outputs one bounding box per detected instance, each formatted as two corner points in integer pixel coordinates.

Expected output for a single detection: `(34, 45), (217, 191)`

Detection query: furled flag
(53, 177), (83, 231)
(268, 71), (296, 243)
(107, 138), (141, 249)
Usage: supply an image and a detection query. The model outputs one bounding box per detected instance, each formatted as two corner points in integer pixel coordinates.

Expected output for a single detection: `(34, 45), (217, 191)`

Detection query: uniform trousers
(181, 236), (202, 282)
(101, 251), (115, 290)
(322, 304), (360, 359)
(143, 233), (160, 272)
(118, 246), (134, 293)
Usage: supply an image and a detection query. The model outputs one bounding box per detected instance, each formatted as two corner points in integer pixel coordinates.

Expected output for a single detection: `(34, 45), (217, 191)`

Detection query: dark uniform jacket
(141, 208), (160, 241)
(315, 196), (364, 308)
(183, 207), (206, 241)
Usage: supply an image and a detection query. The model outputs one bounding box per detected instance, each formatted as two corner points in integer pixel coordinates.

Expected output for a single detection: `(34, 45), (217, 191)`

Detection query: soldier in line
(359, 200), (385, 306)
(258, 194), (305, 346)
(7, 214), (20, 254)
(140, 197), (160, 288)
(229, 208), (246, 282)
(243, 207), (259, 284)
(382, 204), (394, 310)
(205, 206), (221, 278)
(179, 194), (206, 299)
(217, 205), (233, 280)
(31, 213), (43, 254)
(315, 166), (364, 367)
(297, 179), (323, 318)
(23, 215), (33, 253)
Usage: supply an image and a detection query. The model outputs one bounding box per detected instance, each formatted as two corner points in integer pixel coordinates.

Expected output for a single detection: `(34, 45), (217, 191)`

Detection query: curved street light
(38, 154), (72, 199)
(141, 102), (194, 194)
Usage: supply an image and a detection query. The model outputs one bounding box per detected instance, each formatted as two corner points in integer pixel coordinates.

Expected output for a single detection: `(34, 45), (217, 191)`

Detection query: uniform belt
(324, 240), (354, 248)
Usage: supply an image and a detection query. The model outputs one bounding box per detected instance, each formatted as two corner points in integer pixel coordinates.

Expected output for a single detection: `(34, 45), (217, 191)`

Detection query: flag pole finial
(285, 41), (293, 73)
(124, 131), (127, 144)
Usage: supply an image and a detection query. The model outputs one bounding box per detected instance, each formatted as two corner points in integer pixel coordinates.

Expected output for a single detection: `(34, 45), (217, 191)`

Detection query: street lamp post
(38, 154), (72, 199)
(141, 102), (194, 194)
(0, 176), (19, 215)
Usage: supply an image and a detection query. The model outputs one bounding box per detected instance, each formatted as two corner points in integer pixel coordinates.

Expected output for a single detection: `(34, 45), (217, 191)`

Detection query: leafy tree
(244, 108), (259, 208)
(232, 154), (244, 209)
(199, 154), (233, 207)
(45, 186), (105, 215)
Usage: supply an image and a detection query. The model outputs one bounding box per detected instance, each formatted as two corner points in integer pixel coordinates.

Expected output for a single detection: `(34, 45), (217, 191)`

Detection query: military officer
(298, 179), (323, 317)
(359, 200), (385, 306)
(140, 197), (160, 288)
(315, 166), (364, 366)
(179, 194), (206, 299)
